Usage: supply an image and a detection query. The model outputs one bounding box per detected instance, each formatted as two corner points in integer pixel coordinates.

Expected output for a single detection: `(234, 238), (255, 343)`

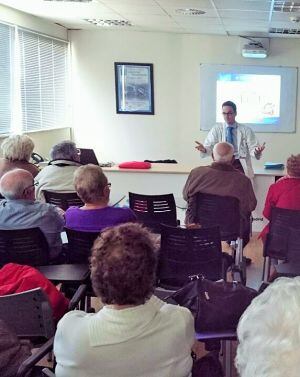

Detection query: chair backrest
(194, 192), (241, 240)
(43, 190), (83, 211)
(65, 228), (99, 263)
(129, 192), (177, 233)
(0, 288), (55, 340)
(0, 228), (49, 267)
(158, 224), (223, 289)
(264, 207), (300, 262)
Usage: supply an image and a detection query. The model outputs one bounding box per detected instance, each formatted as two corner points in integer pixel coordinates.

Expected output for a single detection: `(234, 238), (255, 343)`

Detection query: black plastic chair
(43, 190), (83, 211)
(194, 192), (247, 283)
(157, 224), (226, 290)
(262, 207), (300, 281)
(129, 192), (178, 233)
(65, 228), (99, 263)
(15, 285), (86, 377)
(0, 228), (49, 267)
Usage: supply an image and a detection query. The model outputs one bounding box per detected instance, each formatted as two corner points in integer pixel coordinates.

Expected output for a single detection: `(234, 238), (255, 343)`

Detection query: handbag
(169, 275), (257, 332)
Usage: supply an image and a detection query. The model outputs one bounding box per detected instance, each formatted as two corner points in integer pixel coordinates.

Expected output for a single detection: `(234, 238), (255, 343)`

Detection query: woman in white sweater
(54, 222), (195, 377)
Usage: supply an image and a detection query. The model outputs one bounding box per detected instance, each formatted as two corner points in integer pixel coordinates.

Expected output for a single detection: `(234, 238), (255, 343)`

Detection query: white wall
(70, 30), (300, 167)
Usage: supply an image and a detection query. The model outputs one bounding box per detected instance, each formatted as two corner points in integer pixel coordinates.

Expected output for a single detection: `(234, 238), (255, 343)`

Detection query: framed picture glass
(114, 62), (154, 115)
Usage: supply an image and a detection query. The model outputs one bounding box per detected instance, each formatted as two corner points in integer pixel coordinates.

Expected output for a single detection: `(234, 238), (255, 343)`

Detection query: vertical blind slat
(0, 22), (68, 134)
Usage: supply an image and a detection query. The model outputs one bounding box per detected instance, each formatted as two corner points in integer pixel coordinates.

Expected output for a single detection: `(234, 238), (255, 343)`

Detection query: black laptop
(79, 148), (99, 165)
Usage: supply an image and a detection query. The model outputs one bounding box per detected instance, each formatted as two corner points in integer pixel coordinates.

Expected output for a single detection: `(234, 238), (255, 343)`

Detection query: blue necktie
(226, 127), (234, 146)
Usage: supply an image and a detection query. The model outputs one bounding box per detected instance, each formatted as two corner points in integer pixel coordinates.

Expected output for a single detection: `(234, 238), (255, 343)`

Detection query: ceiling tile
(219, 10), (269, 21)
(156, 0), (213, 9)
(105, 4), (166, 16)
(213, 0), (272, 12)
(173, 16), (221, 26)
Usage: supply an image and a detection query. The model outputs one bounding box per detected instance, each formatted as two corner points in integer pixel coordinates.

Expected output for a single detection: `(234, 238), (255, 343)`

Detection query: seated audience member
(65, 164), (136, 232)
(54, 223), (194, 377)
(183, 142), (257, 246)
(0, 134), (39, 179)
(0, 169), (64, 260)
(236, 277), (300, 377)
(35, 140), (81, 201)
(259, 154), (300, 241)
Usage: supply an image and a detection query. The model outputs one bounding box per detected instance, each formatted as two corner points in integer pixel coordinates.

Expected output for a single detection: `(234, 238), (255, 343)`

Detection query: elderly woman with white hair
(35, 140), (82, 201)
(0, 134), (39, 179)
(236, 277), (300, 377)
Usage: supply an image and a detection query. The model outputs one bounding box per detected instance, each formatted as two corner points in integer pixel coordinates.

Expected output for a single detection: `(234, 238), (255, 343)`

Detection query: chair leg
(221, 340), (233, 377)
(262, 257), (266, 281)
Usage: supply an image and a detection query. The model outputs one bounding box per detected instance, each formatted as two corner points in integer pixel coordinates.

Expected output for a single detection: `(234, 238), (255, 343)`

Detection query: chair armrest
(42, 368), (56, 377)
(68, 284), (87, 311)
(16, 337), (54, 377)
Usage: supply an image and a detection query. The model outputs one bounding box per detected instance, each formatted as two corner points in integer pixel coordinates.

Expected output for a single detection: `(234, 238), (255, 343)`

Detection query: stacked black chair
(262, 207), (300, 281)
(129, 192), (178, 233)
(43, 190), (83, 211)
(157, 224), (225, 290)
(0, 228), (49, 267)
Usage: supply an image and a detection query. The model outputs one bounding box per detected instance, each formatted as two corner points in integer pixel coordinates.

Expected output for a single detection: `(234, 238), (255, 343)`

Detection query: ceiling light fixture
(175, 8), (206, 16)
(85, 19), (132, 27)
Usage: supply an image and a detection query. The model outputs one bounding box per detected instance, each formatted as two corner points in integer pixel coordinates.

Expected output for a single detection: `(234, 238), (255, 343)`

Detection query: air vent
(85, 19), (132, 27)
(175, 8), (206, 16)
(273, 1), (300, 12)
(269, 27), (300, 34)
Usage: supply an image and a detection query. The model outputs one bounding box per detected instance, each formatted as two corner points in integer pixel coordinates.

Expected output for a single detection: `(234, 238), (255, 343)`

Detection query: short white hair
(1, 134), (34, 162)
(0, 169), (33, 200)
(236, 277), (300, 377)
(212, 142), (234, 163)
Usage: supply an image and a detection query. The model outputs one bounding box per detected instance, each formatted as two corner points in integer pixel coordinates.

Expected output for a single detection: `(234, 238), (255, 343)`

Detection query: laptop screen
(79, 148), (99, 165)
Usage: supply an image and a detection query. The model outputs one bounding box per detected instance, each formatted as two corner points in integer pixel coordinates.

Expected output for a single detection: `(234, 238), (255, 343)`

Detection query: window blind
(19, 30), (68, 132)
(0, 23), (13, 135)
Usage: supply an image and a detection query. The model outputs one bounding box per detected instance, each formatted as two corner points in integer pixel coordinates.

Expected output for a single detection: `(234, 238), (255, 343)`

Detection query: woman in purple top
(65, 164), (136, 232)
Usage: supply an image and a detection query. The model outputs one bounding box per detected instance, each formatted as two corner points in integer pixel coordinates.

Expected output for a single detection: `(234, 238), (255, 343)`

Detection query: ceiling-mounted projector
(242, 43), (268, 58)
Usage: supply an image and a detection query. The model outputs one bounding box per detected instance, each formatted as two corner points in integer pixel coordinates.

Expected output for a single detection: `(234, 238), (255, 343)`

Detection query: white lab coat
(200, 122), (260, 179)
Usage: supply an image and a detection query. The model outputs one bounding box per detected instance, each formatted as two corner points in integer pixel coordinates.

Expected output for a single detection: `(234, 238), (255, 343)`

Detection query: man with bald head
(183, 142), (257, 246)
(0, 169), (64, 260)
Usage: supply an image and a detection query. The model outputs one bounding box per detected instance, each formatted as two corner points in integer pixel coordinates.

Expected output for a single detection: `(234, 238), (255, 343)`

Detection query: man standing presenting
(195, 101), (265, 178)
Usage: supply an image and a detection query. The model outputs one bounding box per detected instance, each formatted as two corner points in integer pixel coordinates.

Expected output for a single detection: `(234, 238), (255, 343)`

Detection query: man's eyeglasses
(222, 112), (235, 116)
(23, 181), (39, 194)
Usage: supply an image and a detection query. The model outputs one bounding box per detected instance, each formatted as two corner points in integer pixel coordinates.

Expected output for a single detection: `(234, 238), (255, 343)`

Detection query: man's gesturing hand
(195, 141), (206, 153)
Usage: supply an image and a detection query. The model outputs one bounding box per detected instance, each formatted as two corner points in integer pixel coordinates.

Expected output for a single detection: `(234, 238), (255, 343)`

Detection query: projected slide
(216, 73), (281, 125)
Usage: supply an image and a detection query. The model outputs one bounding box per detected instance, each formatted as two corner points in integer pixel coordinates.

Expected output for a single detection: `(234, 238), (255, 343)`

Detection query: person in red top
(260, 154), (300, 241)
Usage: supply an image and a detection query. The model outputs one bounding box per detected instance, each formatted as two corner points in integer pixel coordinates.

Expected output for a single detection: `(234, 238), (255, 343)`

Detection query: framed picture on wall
(114, 62), (154, 115)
